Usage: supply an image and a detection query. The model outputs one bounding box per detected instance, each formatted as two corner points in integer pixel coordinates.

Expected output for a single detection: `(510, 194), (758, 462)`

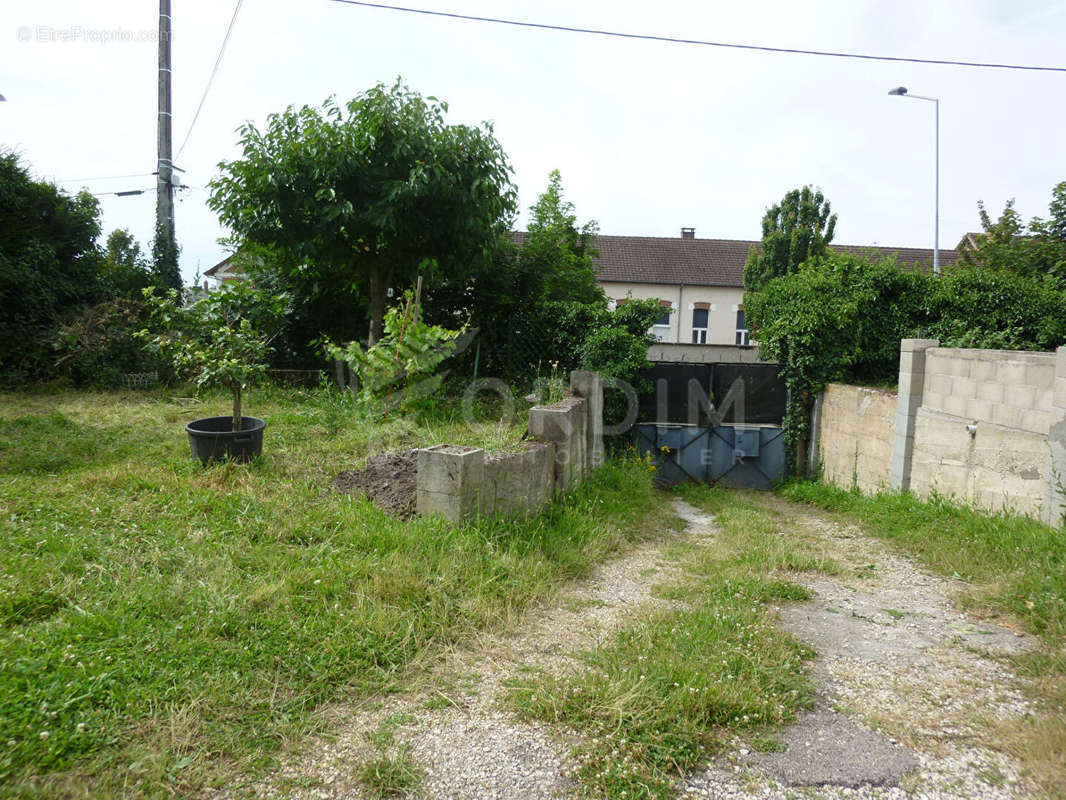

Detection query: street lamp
(889, 85), (940, 277)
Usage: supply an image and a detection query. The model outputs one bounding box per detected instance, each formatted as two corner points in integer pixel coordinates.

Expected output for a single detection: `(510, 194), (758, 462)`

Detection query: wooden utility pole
(156, 0), (175, 246)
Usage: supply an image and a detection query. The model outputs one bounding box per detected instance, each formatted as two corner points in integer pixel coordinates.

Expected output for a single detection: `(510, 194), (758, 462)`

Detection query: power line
(58, 172), (155, 184)
(324, 0), (1066, 73)
(177, 0), (245, 158)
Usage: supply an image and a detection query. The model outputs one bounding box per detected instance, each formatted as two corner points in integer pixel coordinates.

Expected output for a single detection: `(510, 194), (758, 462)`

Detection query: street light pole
(888, 86), (940, 277)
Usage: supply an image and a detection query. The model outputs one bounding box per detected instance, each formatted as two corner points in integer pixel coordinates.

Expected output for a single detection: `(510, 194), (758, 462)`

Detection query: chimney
(681, 227), (695, 239)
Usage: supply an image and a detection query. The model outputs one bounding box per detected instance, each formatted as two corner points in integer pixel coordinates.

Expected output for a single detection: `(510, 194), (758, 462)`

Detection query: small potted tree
(138, 283), (284, 464)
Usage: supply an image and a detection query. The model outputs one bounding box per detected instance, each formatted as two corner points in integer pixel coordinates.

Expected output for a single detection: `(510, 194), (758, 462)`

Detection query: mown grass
(0, 385), (673, 798)
(507, 487), (838, 799)
(780, 480), (1066, 798)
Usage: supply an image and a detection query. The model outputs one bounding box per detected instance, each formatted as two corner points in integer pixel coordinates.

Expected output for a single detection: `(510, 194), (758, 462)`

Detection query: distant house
(592, 228), (958, 347)
(203, 255), (246, 288)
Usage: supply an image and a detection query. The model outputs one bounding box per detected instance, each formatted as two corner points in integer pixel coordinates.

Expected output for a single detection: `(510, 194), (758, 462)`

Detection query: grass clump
(508, 486), (823, 799)
(0, 386), (672, 797)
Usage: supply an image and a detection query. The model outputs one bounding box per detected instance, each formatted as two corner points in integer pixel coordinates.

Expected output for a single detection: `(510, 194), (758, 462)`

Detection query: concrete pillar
(416, 445), (487, 523)
(807, 390), (824, 478)
(570, 370), (604, 469)
(529, 397), (588, 494)
(1043, 346), (1066, 527)
(890, 339), (939, 491)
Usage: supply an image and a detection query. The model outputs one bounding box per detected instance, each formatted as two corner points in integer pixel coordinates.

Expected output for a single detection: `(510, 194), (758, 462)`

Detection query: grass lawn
(781, 480), (1066, 798)
(0, 385), (674, 798)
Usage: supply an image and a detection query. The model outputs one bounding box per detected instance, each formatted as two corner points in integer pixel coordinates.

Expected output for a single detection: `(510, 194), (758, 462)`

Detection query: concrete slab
(746, 710), (919, 788)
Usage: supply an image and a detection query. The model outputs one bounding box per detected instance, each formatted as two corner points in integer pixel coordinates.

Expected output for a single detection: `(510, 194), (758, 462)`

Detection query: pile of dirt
(331, 450), (417, 520)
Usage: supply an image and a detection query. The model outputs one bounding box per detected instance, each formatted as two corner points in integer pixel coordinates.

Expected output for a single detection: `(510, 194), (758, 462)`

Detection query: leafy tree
(138, 283), (286, 430)
(521, 170), (603, 304)
(209, 80), (517, 346)
(746, 254), (932, 473)
(151, 221), (182, 291)
(423, 171), (603, 376)
(743, 185), (837, 292)
(959, 182), (1066, 280)
(102, 228), (153, 296)
(0, 151), (105, 379)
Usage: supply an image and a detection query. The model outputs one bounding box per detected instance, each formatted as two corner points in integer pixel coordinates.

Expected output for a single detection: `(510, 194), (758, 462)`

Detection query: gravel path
(210, 495), (1043, 799)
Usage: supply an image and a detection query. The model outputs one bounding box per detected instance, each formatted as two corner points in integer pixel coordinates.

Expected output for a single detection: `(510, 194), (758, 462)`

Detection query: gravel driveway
(210, 494), (1042, 799)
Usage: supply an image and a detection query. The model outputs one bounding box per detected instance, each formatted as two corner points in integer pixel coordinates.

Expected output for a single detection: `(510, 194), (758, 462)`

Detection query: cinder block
(416, 445), (486, 523)
(901, 338), (940, 353)
(417, 445), (485, 494)
(943, 395), (967, 418)
(928, 374), (953, 397)
(976, 381), (1005, 404)
(997, 361), (1028, 386)
(965, 397), (992, 422)
(953, 377), (977, 399)
(1036, 388), (1054, 413)
(1004, 384), (1037, 410)
(1055, 377), (1066, 412)
(992, 403), (1026, 430)
(1026, 363), (1055, 389)
(570, 370), (604, 470)
(529, 397), (588, 494)
(947, 356), (972, 377)
(969, 359), (997, 382)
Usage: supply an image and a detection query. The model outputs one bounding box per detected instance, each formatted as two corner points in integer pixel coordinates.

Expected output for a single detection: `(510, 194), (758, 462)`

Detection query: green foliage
(521, 170), (603, 304)
(138, 283), (286, 429)
(326, 292), (462, 416)
(209, 80), (517, 346)
(0, 151), (106, 380)
(102, 228), (153, 297)
(745, 253), (931, 470)
(150, 220), (182, 291)
(743, 185), (837, 292)
(929, 267), (1066, 350)
(424, 170), (604, 379)
(959, 182), (1066, 280)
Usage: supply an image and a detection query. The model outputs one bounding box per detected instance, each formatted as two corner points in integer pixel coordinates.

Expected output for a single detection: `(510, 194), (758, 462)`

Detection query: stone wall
(817, 383), (896, 493)
(415, 370), (604, 524)
(815, 342), (1066, 525)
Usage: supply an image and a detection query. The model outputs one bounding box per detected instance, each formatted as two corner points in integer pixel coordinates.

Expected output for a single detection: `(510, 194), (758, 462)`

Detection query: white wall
(599, 281), (746, 346)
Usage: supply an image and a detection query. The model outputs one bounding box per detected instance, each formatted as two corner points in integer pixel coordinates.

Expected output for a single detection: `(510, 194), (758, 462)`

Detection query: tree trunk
(368, 261), (385, 346)
(232, 384), (243, 431)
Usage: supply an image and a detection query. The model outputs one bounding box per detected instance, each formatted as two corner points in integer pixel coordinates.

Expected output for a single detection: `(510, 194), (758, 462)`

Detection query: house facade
(594, 228), (958, 347)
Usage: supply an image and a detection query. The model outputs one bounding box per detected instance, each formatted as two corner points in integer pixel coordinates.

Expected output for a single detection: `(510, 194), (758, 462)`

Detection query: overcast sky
(3, 0), (1065, 285)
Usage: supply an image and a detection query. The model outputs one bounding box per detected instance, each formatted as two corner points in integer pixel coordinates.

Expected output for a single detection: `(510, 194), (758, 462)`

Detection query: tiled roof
(534, 233), (958, 288)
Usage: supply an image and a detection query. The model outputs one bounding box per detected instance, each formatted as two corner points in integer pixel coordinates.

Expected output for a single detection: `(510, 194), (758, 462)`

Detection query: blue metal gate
(635, 423), (787, 489)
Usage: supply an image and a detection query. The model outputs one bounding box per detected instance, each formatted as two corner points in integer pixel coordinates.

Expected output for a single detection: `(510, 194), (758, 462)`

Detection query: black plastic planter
(185, 416), (266, 465)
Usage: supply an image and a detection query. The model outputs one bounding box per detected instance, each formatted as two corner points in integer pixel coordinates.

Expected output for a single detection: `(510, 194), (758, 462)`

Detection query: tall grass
(0, 386), (671, 797)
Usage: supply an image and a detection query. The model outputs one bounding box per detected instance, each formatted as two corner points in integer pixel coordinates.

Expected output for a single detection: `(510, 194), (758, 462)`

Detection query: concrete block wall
(824, 341), (1066, 524)
(909, 347), (1057, 519)
(1046, 347), (1066, 526)
(415, 370), (605, 524)
(817, 383), (896, 493)
(921, 348), (1057, 436)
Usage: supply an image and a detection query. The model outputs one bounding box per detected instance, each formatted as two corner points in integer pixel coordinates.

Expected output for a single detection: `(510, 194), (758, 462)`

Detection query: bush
(51, 299), (167, 387)
(929, 267), (1066, 351)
